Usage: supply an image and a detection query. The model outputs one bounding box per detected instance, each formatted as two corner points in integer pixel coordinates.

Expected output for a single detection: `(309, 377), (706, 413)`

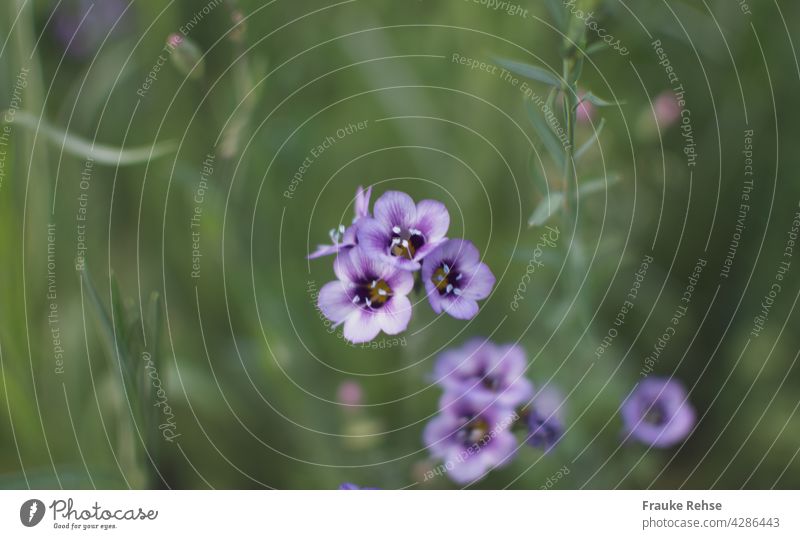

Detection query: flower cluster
(423, 339), (565, 484)
(311, 188), (495, 343)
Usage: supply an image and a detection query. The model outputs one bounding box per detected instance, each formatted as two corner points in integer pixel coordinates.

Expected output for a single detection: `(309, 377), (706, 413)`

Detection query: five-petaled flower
(422, 239), (495, 320)
(423, 391), (518, 484)
(621, 377), (696, 448)
(357, 190), (450, 271)
(318, 247), (413, 343)
(432, 338), (532, 408)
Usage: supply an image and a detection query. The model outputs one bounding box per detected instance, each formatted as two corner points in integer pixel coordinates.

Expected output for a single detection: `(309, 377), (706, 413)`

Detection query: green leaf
(545, 0), (567, 30)
(528, 191), (564, 227)
(7, 110), (177, 165)
(525, 98), (565, 166)
(583, 40), (609, 57)
(493, 57), (561, 87)
(577, 174), (621, 198)
(579, 92), (623, 108)
(80, 268), (116, 356)
(575, 117), (607, 160)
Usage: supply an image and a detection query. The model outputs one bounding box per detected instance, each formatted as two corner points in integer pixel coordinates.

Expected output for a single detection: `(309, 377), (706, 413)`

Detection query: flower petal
(373, 190), (416, 228)
(318, 281), (355, 324)
(415, 199), (450, 242)
(462, 262), (495, 300)
(377, 295), (412, 335)
(445, 449), (489, 484)
(386, 267), (414, 296)
(307, 243), (341, 260)
(439, 239), (481, 269)
(354, 185), (372, 218)
(342, 309), (382, 343)
(440, 295), (480, 320)
(355, 218), (391, 260)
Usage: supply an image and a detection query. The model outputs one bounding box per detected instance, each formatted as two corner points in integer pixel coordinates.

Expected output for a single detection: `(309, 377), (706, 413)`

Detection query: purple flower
(621, 377), (696, 448)
(526, 386), (565, 452)
(421, 239), (495, 320)
(318, 247), (413, 343)
(433, 339), (532, 408)
(52, 0), (131, 59)
(338, 483), (378, 490)
(308, 186), (372, 259)
(423, 391), (518, 484)
(357, 191), (449, 271)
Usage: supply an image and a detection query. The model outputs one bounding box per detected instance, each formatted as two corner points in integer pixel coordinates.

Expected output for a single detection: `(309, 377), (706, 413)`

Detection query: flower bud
(167, 33), (204, 80)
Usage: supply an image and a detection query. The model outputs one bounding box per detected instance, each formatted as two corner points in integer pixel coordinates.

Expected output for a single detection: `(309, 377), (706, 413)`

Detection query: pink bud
(337, 380), (363, 407)
(167, 33), (183, 48)
(576, 92), (595, 124)
(654, 91), (681, 127)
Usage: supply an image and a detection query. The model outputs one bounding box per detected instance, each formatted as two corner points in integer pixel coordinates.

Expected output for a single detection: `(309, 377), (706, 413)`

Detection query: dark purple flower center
(431, 261), (464, 297)
(456, 416), (490, 448)
(475, 365), (500, 391)
(389, 226), (425, 260)
(352, 278), (392, 310)
(642, 400), (667, 426)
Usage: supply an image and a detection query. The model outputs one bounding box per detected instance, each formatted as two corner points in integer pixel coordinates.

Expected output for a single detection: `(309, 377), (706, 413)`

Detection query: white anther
(371, 280), (377, 288)
(365, 298), (372, 307)
(378, 289), (387, 296)
(352, 295), (360, 304)
(339, 224), (346, 234)
(455, 273), (462, 281)
(391, 237), (401, 245)
(453, 288), (463, 296)
(446, 284), (454, 294)
(392, 226), (402, 234)
(443, 263), (450, 274)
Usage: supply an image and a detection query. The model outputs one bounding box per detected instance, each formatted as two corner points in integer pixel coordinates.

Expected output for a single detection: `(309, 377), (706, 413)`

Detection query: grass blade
(8, 110), (177, 165)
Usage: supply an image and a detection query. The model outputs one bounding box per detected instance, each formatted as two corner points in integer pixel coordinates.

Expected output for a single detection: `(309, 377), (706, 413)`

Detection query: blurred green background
(1, 0), (799, 489)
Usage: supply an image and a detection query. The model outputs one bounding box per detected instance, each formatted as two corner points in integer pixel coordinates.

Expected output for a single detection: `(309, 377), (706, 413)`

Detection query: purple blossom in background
(318, 247), (413, 343)
(52, 0), (131, 59)
(422, 239), (495, 320)
(423, 391), (518, 484)
(621, 377), (696, 448)
(357, 191), (449, 271)
(433, 338), (532, 408)
(526, 386), (565, 452)
(308, 186), (372, 259)
(338, 483), (378, 490)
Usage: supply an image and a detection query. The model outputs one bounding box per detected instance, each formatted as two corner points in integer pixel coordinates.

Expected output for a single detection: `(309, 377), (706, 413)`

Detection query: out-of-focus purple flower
(621, 377), (696, 448)
(357, 191), (449, 271)
(421, 239), (495, 320)
(653, 91), (681, 128)
(526, 386), (565, 452)
(423, 391), (518, 484)
(433, 338), (532, 408)
(338, 483), (378, 490)
(308, 186), (372, 259)
(337, 380), (363, 407)
(318, 247), (413, 343)
(52, 0), (131, 59)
